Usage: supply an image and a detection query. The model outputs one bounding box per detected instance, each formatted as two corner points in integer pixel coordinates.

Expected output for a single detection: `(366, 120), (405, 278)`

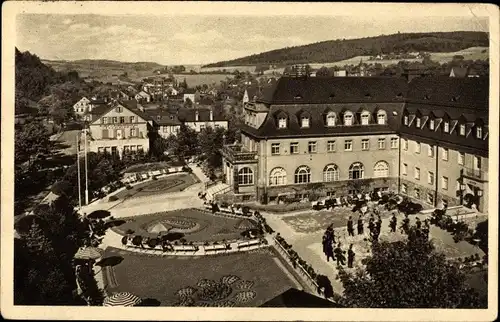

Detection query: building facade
(221, 76), (489, 212)
(87, 101), (151, 157)
(73, 97), (91, 115)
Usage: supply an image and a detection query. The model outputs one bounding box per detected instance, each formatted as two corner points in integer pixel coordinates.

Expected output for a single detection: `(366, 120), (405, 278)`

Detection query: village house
(183, 88), (200, 104)
(145, 108), (182, 138)
(135, 90), (152, 103)
(220, 74), (489, 213)
(242, 87), (260, 106)
(73, 97), (91, 115)
(86, 100), (151, 157)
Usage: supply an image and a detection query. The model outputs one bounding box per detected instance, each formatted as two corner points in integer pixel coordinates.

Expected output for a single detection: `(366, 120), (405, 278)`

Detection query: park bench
(237, 239), (261, 250)
(204, 244), (229, 254)
(172, 244), (198, 253)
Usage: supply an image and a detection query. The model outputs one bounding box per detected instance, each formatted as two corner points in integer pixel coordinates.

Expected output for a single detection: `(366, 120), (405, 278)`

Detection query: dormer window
(377, 111), (386, 125)
(403, 115), (409, 125)
(443, 121), (450, 133)
(361, 112), (370, 125)
(278, 117), (287, 129)
(459, 124), (466, 136)
(344, 112), (353, 126)
(326, 112), (336, 126)
(476, 126), (483, 139)
(329, 94), (335, 100)
(429, 119), (435, 130)
(416, 117), (421, 128)
(301, 116), (310, 128)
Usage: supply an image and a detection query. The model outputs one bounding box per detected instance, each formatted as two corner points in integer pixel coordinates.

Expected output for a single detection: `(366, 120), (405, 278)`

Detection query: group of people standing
(322, 226), (356, 268)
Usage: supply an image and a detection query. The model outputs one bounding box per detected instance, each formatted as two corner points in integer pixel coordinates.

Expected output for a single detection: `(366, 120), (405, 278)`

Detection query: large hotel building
(221, 74), (489, 212)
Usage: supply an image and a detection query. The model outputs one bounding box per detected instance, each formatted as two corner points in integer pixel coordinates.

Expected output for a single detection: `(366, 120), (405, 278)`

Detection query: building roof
(184, 88), (197, 94)
(177, 108), (226, 123)
(257, 76), (408, 104)
(144, 108), (182, 126)
(245, 86), (261, 100)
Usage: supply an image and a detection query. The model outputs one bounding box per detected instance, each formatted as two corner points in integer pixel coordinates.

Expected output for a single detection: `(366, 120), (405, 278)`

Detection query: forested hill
(203, 31), (489, 67)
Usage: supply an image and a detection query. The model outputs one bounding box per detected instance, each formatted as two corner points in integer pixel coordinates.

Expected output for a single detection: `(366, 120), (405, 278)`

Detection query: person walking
(347, 244), (355, 268)
(368, 217), (375, 235)
(334, 243), (345, 266)
(400, 214), (410, 234)
(357, 216), (364, 235)
(325, 239), (334, 262)
(389, 214), (397, 232)
(347, 216), (355, 236)
(416, 217), (422, 229)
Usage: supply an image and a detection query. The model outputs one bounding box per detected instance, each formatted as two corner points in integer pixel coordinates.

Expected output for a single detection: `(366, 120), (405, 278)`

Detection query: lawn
(113, 173), (198, 200)
(112, 208), (260, 242)
(123, 161), (180, 174)
(102, 247), (296, 307)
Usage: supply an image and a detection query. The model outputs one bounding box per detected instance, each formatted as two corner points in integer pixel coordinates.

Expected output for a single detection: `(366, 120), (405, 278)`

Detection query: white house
(135, 91), (152, 103)
(73, 97), (91, 115)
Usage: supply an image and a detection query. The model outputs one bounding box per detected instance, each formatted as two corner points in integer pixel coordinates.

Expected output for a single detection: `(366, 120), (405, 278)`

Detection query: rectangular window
(102, 117), (107, 124)
(130, 116), (135, 123)
(377, 114), (386, 125)
(415, 142), (421, 154)
(308, 141), (317, 153)
(130, 128), (137, 137)
(428, 171), (434, 185)
(361, 139), (369, 151)
(428, 144), (434, 158)
(458, 152), (465, 166)
(415, 167), (420, 180)
(476, 127), (482, 139)
(473, 155), (481, 170)
(102, 129), (109, 139)
(290, 142), (299, 154)
(344, 114), (353, 126)
(327, 140), (336, 152)
(120, 117), (125, 123)
(459, 124), (466, 136)
(401, 183), (408, 194)
(301, 117), (310, 128)
(391, 138), (398, 149)
(344, 140), (353, 151)
(271, 143), (280, 155)
(361, 114), (369, 125)
(112, 117), (118, 124)
(378, 138), (385, 150)
(442, 176), (449, 190)
(278, 117), (287, 128)
(429, 119), (435, 130)
(404, 115), (409, 125)
(403, 139), (408, 151)
(443, 122), (449, 133)
(402, 163), (408, 176)
(416, 118), (421, 127)
(442, 148), (449, 161)
(427, 193), (434, 204)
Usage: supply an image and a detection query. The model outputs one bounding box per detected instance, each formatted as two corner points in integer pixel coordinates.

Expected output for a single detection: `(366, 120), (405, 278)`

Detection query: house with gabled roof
(87, 100), (151, 157)
(73, 97), (91, 115)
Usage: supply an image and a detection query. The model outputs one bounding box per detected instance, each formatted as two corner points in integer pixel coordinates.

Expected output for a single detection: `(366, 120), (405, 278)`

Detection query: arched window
(360, 111), (370, 125)
(373, 161), (389, 178)
(323, 164), (339, 182)
(238, 167), (254, 185)
(295, 166), (311, 184)
(348, 162), (364, 180)
(269, 167), (287, 186)
(344, 111), (353, 126)
(326, 112), (336, 126)
(377, 110), (387, 125)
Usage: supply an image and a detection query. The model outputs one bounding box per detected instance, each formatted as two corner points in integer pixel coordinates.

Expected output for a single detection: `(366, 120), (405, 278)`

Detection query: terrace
(221, 144), (258, 164)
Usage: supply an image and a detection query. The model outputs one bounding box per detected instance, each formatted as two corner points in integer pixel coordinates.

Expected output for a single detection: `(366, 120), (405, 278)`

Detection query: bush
(126, 184), (133, 190)
(147, 238), (158, 249)
(131, 235), (143, 246)
(121, 236), (128, 246)
(108, 195), (119, 202)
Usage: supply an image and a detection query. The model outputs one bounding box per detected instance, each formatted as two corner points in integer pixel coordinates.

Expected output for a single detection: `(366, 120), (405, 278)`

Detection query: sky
(16, 12), (489, 66)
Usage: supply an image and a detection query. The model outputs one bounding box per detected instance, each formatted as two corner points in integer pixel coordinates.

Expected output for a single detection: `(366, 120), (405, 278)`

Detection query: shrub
(121, 236), (128, 246)
(108, 195), (119, 202)
(126, 184), (133, 190)
(148, 238), (158, 249)
(152, 175), (158, 181)
(131, 235), (143, 246)
(204, 241), (210, 246)
(179, 238), (187, 244)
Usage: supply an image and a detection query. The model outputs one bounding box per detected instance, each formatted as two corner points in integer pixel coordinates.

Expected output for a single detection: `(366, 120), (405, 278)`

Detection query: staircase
(205, 182), (231, 202)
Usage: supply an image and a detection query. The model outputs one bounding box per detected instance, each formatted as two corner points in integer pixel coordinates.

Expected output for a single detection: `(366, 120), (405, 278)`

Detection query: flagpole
(84, 128), (89, 205)
(77, 134), (82, 210)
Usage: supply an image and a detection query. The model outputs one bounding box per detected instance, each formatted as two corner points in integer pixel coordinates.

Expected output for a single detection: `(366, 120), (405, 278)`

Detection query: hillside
(203, 31), (489, 67)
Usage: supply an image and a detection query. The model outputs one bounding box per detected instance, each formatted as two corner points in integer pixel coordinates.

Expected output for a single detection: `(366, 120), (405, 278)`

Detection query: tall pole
(77, 134), (82, 210)
(84, 128), (89, 205)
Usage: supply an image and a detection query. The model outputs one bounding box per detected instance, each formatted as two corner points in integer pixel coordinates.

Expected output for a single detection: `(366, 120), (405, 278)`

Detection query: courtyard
(101, 246), (300, 307)
(111, 208), (261, 242)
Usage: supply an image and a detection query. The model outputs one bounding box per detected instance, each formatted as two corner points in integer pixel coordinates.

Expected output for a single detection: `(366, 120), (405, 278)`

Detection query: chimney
(195, 110), (199, 121)
(209, 109), (213, 121)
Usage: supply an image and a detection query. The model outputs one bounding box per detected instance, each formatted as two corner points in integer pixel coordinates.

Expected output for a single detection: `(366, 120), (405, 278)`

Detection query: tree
(15, 118), (52, 166)
(338, 224), (486, 308)
(198, 126), (226, 171)
(184, 97), (193, 108)
(316, 66), (332, 77)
